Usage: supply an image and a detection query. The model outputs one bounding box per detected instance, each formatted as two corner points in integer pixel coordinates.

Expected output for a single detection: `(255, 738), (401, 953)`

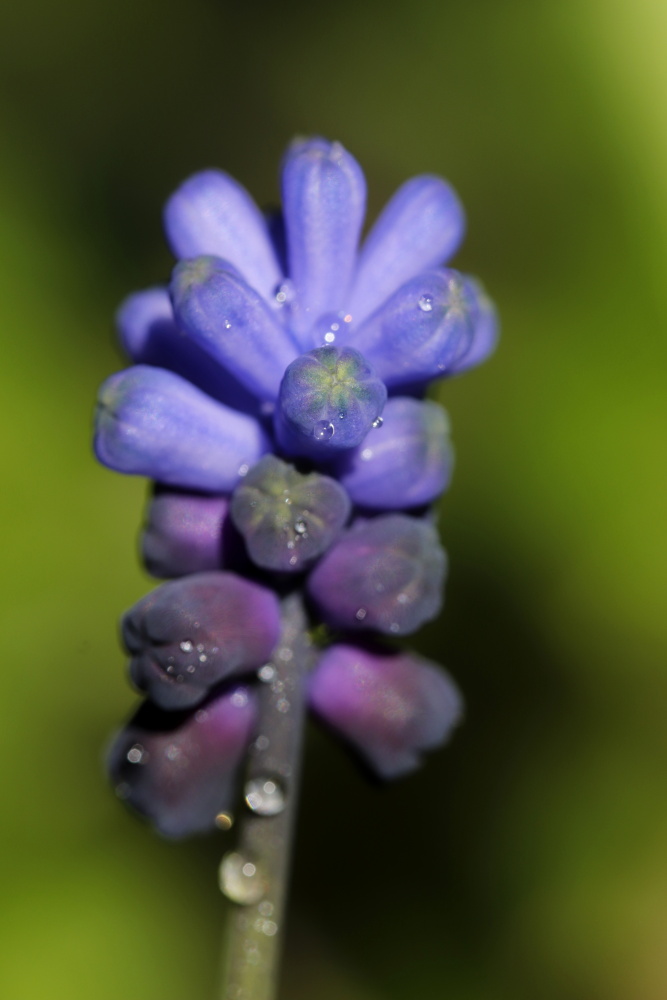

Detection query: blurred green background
(1, 0), (667, 997)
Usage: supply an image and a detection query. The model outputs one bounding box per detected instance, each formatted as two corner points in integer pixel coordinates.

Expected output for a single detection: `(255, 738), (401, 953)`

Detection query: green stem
(218, 592), (314, 1000)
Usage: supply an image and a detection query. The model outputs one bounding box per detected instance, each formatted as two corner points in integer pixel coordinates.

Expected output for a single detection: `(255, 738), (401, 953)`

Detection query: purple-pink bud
(307, 515), (446, 635)
(123, 572), (281, 709)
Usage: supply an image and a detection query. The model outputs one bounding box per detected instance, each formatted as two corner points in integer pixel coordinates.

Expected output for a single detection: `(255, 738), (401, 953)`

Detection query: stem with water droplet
(218, 591), (315, 1000)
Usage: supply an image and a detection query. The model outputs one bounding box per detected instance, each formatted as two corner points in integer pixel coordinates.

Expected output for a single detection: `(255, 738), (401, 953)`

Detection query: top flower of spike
(95, 137), (497, 495)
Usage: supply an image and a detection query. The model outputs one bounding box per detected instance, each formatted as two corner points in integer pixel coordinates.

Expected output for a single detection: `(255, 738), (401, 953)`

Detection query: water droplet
(224, 319), (232, 329)
(186, 664), (196, 673)
(361, 448), (373, 461)
(126, 743), (146, 765)
(165, 744), (181, 761)
(355, 608), (367, 621)
(258, 664), (276, 683)
(289, 555), (298, 566)
(271, 679), (284, 693)
(389, 622), (400, 633)
(372, 416), (384, 428)
(258, 901), (274, 917)
(254, 735), (270, 752)
(294, 519), (307, 535)
(314, 420), (335, 441)
(324, 331), (335, 343)
(219, 851), (266, 904)
(276, 698), (290, 713)
(180, 640), (193, 653)
(238, 463), (249, 477)
(215, 811), (234, 831)
(343, 313), (353, 323)
(274, 280), (294, 306)
(261, 920), (278, 936)
(331, 322), (340, 332)
(199, 653), (207, 663)
(231, 690), (249, 708)
(338, 412), (345, 421)
(278, 647), (293, 662)
(244, 776), (286, 816)
(196, 643), (204, 652)
(418, 294), (434, 312)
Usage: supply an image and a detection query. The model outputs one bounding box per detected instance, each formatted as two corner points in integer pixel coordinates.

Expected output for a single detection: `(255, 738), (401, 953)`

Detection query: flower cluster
(96, 138), (497, 838)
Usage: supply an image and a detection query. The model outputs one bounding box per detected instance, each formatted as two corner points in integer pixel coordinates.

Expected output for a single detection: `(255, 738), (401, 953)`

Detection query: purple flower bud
(230, 455), (350, 572)
(349, 175), (466, 326)
(94, 366), (270, 492)
(108, 685), (257, 838)
(141, 488), (232, 578)
(307, 515), (446, 635)
(336, 397), (454, 510)
(163, 169), (282, 301)
(274, 346), (387, 458)
(123, 572), (281, 710)
(309, 644), (463, 778)
(281, 138), (366, 343)
(170, 257), (299, 402)
(352, 269), (479, 389)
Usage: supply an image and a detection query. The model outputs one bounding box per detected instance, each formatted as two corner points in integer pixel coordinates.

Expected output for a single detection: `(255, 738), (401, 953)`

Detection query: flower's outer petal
(448, 277), (500, 374)
(281, 138), (366, 343)
(170, 257), (299, 402)
(349, 176), (466, 326)
(307, 514), (446, 635)
(164, 170), (282, 301)
(352, 269), (479, 389)
(108, 685), (257, 839)
(123, 572), (281, 710)
(94, 366), (270, 492)
(336, 398), (454, 509)
(274, 346), (386, 459)
(141, 488), (231, 579)
(230, 455), (351, 572)
(116, 287), (260, 415)
(309, 644), (463, 778)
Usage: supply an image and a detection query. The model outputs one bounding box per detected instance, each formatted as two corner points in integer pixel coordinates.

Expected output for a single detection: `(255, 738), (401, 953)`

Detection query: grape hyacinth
(94, 136), (497, 1000)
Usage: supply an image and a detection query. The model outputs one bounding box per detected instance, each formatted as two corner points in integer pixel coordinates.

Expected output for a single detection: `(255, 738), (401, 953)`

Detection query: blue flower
(96, 138), (497, 839)
(95, 137), (497, 497)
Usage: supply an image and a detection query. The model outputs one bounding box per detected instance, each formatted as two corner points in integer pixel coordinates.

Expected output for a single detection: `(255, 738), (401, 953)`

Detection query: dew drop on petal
(324, 332), (335, 343)
(355, 608), (367, 621)
(314, 420), (335, 441)
(126, 743), (146, 764)
(372, 416), (384, 428)
(418, 294), (434, 312)
(219, 851), (266, 904)
(180, 640), (193, 653)
(294, 519), (307, 535)
(244, 776), (286, 816)
(258, 664), (276, 683)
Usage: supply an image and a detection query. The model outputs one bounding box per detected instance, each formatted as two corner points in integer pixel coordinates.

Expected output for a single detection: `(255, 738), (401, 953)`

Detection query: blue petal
(309, 644), (463, 779)
(116, 286), (261, 415)
(336, 397), (454, 509)
(449, 277), (500, 374)
(94, 366), (270, 491)
(349, 175), (466, 326)
(164, 170), (282, 301)
(352, 269), (478, 389)
(281, 138), (366, 343)
(170, 257), (299, 402)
